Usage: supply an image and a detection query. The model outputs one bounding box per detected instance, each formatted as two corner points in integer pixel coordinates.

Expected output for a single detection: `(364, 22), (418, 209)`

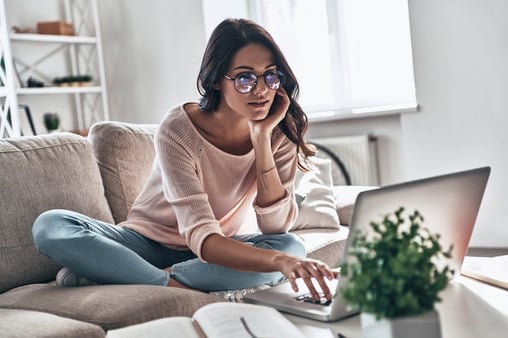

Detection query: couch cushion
(88, 122), (158, 224)
(293, 227), (349, 268)
(0, 133), (114, 293)
(0, 284), (221, 330)
(0, 308), (105, 338)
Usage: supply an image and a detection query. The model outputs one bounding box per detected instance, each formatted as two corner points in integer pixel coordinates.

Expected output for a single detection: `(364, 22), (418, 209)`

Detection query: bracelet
(257, 166), (277, 177)
(257, 166), (276, 193)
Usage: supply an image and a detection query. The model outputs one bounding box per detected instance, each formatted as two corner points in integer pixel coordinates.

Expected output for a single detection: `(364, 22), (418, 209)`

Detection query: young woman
(32, 18), (335, 301)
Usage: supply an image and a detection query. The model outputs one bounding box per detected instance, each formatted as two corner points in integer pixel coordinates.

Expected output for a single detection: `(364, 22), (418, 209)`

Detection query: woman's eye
(266, 72), (277, 81)
(238, 73), (255, 82)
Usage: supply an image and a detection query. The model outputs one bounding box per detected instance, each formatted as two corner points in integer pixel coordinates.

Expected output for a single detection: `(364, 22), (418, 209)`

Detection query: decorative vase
(361, 309), (442, 338)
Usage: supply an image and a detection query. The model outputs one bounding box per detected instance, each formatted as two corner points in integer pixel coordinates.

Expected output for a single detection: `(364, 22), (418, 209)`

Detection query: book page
(461, 255), (508, 289)
(193, 302), (306, 338)
(106, 316), (200, 338)
(296, 325), (336, 338)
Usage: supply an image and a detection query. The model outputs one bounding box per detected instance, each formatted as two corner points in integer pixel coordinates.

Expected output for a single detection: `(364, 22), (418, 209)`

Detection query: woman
(32, 18), (335, 301)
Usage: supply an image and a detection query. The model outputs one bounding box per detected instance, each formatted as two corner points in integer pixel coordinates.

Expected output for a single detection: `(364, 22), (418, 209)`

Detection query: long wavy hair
(197, 18), (315, 170)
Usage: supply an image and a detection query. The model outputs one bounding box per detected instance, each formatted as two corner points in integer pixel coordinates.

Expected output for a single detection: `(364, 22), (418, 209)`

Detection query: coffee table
(284, 275), (508, 338)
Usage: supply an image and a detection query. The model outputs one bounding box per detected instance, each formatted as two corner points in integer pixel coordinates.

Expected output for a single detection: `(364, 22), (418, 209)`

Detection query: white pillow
(292, 157), (340, 230)
(332, 185), (378, 225)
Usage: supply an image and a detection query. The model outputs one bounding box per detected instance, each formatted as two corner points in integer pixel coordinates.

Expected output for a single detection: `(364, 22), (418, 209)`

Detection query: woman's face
(218, 43), (279, 121)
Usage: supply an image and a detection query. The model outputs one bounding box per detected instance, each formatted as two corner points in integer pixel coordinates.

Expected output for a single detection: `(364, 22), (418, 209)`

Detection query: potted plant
(43, 112), (61, 133)
(53, 74), (93, 87)
(340, 207), (454, 338)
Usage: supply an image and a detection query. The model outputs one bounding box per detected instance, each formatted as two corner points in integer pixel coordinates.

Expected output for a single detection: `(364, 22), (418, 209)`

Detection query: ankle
(168, 278), (188, 288)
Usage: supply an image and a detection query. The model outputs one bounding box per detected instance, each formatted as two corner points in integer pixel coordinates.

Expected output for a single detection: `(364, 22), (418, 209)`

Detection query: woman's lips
(248, 100), (270, 108)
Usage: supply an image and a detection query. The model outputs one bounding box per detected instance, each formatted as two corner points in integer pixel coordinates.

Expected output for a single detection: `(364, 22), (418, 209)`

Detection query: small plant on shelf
(340, 207), (454, 320)
(53, 75), (93, 87)
(43, 112), (60, 133)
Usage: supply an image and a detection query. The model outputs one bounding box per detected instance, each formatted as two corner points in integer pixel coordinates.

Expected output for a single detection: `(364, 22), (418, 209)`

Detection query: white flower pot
(361, 309), (442, 338)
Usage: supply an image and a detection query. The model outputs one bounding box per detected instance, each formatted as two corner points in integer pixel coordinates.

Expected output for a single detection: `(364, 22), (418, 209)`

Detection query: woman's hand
(248, 88), (290, 137)
(201, 235), (337, 300)
(274, 254), (337, 301)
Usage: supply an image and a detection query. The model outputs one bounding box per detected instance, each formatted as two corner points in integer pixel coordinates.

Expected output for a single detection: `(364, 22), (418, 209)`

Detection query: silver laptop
(244, 166), (491, 322)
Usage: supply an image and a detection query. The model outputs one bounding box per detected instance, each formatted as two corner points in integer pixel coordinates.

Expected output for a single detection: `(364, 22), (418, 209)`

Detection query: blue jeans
(32, 209), (306, 291)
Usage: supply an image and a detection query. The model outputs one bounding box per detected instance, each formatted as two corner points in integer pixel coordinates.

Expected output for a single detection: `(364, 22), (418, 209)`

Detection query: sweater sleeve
(154, 119), (223, 260)
(253, 130), (299, 233)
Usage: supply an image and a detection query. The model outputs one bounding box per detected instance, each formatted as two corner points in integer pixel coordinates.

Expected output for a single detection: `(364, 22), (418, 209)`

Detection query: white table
(285, 275), (508, 338)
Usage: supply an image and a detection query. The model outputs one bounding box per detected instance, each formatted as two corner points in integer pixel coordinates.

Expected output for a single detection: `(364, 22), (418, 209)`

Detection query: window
(202, 0), (417, 119)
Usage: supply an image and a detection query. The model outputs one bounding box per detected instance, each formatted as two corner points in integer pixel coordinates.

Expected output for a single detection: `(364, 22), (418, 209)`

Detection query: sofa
(0, 121), (370, 337)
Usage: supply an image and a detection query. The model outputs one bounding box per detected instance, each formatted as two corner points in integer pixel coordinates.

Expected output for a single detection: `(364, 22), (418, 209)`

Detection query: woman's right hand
(274, 254), (337, 301)
(248, 88), (290, 139)
(201, 234), (337, 300)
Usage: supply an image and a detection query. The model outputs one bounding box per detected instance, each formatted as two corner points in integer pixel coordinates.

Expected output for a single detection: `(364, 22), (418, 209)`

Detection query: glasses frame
(223, 70), (284, 94)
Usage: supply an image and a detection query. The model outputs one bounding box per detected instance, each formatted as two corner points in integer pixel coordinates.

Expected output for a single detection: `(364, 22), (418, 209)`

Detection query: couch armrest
(333, 185), (378, 225)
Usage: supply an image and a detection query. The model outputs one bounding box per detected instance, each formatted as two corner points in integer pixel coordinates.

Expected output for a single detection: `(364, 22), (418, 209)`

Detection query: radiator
(310, 135), (379, 186)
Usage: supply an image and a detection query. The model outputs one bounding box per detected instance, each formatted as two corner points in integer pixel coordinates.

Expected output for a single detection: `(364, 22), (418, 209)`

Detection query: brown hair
(197, 18), (315, 170)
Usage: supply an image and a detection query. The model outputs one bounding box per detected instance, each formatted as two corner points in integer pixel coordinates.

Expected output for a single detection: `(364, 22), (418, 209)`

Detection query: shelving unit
(0, 0), (18, 138)
(0, 0), (109, 138)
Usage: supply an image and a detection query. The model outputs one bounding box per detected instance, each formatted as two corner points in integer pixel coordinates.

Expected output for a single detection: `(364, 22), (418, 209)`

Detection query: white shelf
(9, 33), (96, 44)
(1, 0), (109, 137)
(17, 86), (102, 95)
(0, 0), (109, 138)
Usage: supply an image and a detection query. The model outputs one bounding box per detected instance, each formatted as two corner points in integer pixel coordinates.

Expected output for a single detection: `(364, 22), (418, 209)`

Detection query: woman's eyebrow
(231, 63), (277, 71)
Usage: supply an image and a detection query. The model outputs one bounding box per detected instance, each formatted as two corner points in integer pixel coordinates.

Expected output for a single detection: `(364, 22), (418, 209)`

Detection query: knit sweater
(121, 104), (298, 259)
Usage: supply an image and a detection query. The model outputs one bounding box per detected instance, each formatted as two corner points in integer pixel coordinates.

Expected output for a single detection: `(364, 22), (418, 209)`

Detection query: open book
(106, 302), (334, 338)
(461, 255), (508, 290)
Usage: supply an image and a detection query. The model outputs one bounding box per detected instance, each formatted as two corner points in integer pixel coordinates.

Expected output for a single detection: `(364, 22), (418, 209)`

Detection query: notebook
(244, 166), (491, 322)
(461, 255), (508, 290)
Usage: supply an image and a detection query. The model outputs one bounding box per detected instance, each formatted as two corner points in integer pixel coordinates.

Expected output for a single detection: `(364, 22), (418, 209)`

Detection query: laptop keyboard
(295, 293), (332, 306)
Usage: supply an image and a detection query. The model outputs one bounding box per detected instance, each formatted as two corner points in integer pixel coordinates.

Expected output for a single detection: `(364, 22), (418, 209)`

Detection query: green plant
(43, 112), (60, 131)
(52, 74), (93, 85)
(340, 207), (454, 320)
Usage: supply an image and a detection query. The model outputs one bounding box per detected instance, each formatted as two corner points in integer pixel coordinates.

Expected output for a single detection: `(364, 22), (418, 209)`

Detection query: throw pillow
(292, 157), (340, 230)
(88, 121), (158, 223)
(332, 185), (378, 225)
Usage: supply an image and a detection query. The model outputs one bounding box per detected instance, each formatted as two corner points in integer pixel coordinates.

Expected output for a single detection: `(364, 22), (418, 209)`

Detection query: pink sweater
(121, 104), (298, 259)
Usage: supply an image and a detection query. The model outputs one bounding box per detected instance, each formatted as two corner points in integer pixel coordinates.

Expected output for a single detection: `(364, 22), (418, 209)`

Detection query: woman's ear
(212, 82), (220, 90)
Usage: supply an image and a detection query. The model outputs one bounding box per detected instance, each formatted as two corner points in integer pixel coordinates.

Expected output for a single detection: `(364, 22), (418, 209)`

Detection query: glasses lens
(235, 73), (257, 93)
(264, 71), (282, 89)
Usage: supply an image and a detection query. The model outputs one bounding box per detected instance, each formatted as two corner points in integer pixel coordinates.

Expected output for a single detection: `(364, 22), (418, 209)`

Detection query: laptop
(244, 166), (491, 322)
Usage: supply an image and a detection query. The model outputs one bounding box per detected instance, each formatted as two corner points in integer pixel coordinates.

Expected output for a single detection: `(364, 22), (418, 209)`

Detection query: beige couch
(0, 121), (365, 337)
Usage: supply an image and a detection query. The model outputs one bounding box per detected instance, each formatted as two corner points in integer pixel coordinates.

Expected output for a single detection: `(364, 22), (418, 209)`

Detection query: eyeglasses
(224, 70), (284, 94)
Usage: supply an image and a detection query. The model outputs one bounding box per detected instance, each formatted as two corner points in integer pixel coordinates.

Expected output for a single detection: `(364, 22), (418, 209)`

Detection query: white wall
(403, 0), (508, 247)
(12, 0), (503, 247)
(98, 0), (207, 123)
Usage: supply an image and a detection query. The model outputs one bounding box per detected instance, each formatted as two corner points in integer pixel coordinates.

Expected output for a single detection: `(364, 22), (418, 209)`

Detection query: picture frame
(18, 104), (37, 136)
